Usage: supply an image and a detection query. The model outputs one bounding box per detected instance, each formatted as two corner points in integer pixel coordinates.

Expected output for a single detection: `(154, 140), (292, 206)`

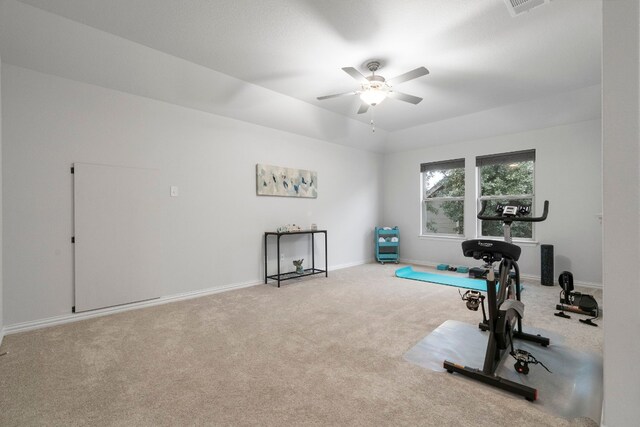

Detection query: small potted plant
(293, 259), (304, 274)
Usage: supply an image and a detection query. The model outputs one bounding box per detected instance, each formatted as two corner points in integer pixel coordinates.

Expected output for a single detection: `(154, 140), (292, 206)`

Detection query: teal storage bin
(375, 226), (399, 264)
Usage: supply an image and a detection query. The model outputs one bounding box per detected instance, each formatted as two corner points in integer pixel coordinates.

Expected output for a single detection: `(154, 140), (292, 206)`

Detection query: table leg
(325, 231), (328, 277)
(312, 232), (315, 272)
(277, 235), (281, 288)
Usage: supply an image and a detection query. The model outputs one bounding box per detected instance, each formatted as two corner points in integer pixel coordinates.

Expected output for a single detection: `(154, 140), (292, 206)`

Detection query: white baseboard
(8, 259), (599, 337)
(3, 279), (262, 336)
(3, 260), (372, 336)
(399, 258), (602, 289)
(571, 280), (603, 290)
(330, 259), (374, 270)
(400, 258), (439, 268)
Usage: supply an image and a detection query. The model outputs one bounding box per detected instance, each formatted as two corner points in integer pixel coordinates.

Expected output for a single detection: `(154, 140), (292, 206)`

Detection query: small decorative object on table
(310, 223), (317, 231)
(277, 224), (302, 233)
(293, 259), (304, 274)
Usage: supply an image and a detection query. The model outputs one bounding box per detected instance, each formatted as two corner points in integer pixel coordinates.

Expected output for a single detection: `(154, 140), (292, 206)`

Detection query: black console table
(264, 230), (328, 287)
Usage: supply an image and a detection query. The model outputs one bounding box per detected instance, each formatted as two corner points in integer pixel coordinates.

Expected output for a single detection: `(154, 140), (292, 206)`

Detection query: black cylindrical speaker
(541, 244), (554, 286)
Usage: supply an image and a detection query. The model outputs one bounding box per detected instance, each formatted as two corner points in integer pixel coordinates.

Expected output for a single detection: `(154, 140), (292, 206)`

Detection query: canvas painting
(256, 164), (318, 198)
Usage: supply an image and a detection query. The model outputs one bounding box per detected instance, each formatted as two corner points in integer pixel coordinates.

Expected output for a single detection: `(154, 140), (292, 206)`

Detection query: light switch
(170, 186), (179, 197)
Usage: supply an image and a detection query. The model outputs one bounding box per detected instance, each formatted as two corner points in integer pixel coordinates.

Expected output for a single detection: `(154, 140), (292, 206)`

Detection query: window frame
(476, 150), (536, 241)
(420, 158), (466, 237)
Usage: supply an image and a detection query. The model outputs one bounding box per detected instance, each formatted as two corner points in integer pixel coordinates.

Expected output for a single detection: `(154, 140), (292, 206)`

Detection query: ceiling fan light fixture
(317, 61), (429, 113)
(360, 88), (387, 106)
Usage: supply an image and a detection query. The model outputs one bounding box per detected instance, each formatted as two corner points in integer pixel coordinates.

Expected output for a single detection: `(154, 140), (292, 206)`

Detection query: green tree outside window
(421, 152), (535, 239)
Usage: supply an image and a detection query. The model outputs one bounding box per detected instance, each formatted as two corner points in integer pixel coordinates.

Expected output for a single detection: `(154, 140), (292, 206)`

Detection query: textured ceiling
(12, 0), (602, 134)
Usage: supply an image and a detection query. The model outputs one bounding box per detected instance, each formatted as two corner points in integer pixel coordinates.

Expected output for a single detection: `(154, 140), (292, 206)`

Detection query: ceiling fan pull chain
(371, 108), (376, 133)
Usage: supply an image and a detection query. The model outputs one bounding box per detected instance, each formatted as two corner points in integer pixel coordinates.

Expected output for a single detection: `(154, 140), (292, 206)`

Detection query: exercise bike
(443, 201), (550, 401)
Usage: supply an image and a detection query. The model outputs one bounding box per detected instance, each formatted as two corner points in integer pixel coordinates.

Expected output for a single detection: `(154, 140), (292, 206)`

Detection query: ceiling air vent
(503, 0), (550, 17)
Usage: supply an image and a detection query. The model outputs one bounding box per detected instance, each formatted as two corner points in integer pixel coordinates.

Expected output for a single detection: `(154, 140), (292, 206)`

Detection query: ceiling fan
(317, 61), (429, 114)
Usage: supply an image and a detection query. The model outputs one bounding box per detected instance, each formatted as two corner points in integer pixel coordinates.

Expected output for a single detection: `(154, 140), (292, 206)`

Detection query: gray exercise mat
(404, 320), (602, 423)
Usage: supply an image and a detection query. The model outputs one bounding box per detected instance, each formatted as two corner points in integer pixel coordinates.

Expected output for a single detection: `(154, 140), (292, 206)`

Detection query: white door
(74, 163), (163, 312)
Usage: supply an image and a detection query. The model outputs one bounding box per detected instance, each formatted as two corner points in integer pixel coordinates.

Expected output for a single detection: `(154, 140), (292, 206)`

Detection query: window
(477, 150), (535, 239)
(421, 159), (465, 236)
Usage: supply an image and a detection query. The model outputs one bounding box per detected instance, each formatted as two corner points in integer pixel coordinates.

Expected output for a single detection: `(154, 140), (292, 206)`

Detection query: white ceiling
(1, 0), (602, 150)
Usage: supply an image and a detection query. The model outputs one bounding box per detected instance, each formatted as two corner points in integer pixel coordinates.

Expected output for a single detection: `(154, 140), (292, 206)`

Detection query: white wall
(386, 84), (601, 152)
(0, 50), (4, 343)
(382, 120), (602, 285)
(602, 1), (640, 425)
(1, 64), (382, 326)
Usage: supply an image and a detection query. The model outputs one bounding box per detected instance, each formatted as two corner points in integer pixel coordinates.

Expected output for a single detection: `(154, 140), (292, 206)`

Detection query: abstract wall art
(256, 164), (318, 198)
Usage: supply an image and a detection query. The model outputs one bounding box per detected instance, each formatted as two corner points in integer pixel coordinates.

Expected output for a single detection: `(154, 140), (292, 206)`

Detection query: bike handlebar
(477, 200), (549, 222)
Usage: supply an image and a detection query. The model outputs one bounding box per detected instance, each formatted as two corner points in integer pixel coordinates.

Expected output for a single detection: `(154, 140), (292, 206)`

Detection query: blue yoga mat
(395, 266), (490, 291)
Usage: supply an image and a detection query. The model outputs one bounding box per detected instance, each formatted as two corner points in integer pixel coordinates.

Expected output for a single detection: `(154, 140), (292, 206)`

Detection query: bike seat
(462, 239), (521, 262)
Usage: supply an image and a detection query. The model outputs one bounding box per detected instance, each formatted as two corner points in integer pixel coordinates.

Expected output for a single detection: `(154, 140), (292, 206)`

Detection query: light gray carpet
(0, 263), (602, 426)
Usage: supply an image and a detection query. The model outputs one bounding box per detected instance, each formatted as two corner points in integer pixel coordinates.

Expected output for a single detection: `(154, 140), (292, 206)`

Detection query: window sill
(477, 237), (540, 247)
(418, 234), (466, 241)
(418, 234), (540, 246)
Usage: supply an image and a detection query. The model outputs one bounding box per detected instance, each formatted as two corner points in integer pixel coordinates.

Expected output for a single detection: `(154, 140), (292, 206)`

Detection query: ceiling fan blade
(387, 67), (429, 86)
(357, 103), (370, 114)
(342, 67), (369, 84)
(317, 91), (358, 101)
(387, 91), (423, 105)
